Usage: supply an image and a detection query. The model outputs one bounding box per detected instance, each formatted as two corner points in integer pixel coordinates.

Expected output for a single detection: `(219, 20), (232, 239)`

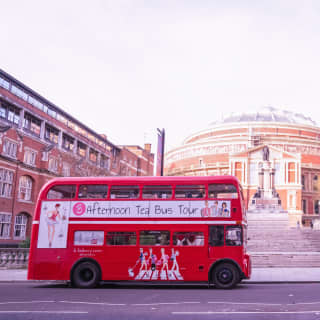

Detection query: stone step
(250, 253), (320, 267)
(246, 214), (320, 267)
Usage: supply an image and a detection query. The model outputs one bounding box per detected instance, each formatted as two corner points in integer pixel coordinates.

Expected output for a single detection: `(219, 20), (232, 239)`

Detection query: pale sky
(1, 0), (320, 153)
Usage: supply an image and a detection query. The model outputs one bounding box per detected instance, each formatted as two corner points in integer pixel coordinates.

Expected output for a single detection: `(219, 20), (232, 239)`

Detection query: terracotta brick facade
(165, 108), (320, 227)
(0, 69), (154, 246)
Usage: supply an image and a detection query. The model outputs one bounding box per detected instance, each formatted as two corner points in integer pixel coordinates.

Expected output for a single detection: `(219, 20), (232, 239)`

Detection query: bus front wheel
(71, 261), (101, 288)
(212, 263), (239, 289)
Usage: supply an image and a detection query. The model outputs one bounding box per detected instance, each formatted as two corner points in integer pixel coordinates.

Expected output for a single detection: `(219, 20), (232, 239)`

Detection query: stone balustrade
(0, 248), (29, 269)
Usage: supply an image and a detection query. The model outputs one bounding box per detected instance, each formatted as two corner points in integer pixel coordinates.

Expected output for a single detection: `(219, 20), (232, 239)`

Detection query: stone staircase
(247, 213), (320, 267)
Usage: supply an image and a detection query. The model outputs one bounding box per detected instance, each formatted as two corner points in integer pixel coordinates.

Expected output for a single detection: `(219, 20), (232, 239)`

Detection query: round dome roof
(210, 106), (317, 127)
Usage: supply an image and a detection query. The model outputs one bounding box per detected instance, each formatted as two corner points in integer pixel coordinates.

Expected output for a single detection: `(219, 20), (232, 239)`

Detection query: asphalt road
(0, 282), (319, 320)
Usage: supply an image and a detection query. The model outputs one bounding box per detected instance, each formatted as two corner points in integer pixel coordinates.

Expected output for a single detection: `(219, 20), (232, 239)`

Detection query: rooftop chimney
(144, 143), (151, 153)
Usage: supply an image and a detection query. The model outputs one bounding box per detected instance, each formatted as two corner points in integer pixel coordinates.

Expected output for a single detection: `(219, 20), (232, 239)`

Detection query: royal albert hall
(164, 107), (320, 227)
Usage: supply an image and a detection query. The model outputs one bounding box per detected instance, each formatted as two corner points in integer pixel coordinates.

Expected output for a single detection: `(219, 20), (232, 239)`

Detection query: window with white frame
(100, 155), (110, 170)
(23, 113), (41, 137)
(45, 124), (59, 144)
(0, 213), (11, 238)
(23, 149), (36, 166)
(62, 162), (71, 176)
(14, 214), (28, 239)
(0, 77), (10, 90)
(48, 157), (59, 173)
(0, 168), (14, 197)
(89, 149), (98, 163)
(3, 139), (18, 158)
(0, 102), (20, 125)
(77, 141), (86, 157)
(62, 134), (74, 151)
(18, 176), (32, 201)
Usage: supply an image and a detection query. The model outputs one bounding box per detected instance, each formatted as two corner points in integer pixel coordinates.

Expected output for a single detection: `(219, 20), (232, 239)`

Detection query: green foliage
(19, 237), (30, 248)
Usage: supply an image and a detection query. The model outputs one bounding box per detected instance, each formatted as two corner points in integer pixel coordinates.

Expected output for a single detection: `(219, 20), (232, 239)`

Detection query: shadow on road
(31, 281), (250, 290)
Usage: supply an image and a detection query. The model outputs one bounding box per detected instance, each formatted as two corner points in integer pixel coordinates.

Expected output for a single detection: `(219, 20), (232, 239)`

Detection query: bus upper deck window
(175, 185), (205, 199)
(78, 184), (108, 199)
(208, 184), (238, 199)
(47, 185), (76, 199)
(110, 185), (140, 199)
(142, 185), (172, 199)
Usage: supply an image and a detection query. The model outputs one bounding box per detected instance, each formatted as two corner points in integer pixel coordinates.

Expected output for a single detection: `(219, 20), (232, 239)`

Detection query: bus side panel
(27, 223), (39, 280)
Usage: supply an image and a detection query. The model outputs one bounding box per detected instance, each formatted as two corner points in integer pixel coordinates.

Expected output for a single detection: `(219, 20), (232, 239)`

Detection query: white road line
(293, 301), (320, 305)
(0, 301), (55, 305)
(207, 301), (283, 306)
(0, 311), (88, 314)
(131, 301), (200, 306)
(59, 300), (126, 306)
(172, 311), (320, 315)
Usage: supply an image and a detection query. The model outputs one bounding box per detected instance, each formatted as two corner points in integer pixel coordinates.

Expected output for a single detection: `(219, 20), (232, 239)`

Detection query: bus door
(208, 225), (225, 260)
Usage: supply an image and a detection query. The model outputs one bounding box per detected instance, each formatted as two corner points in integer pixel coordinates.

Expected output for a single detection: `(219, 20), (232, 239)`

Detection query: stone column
(40, 121), (45, 140)
(58, 131), (63, 149)
(259, 171), (264, 190)
(19, 109), (25, 129)
(73, 139), (78, 155)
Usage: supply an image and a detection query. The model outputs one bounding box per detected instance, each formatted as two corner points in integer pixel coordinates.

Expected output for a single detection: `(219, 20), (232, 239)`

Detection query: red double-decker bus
(28, 176), (251, 289)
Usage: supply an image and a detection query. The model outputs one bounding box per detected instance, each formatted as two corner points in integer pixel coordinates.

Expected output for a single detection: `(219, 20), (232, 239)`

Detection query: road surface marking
(208, 301), (283, 306)
(172, 311), (320, 315)
(60, 300), (126, 306)
(0, 311), (88, 314)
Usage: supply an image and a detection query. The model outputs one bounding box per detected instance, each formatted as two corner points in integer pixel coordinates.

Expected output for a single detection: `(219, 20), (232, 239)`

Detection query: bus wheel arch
(209, 259), (241, 289)
(70, 258), (102, 288)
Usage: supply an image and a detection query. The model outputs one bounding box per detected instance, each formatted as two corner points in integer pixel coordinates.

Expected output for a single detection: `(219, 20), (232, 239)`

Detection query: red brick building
(165, 107), (320, 227)
(0, 69), (154, 246)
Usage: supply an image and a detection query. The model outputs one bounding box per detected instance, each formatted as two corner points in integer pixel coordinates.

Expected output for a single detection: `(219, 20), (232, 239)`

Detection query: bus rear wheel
(212, 263), (239, 289)
(71, 261), (100, 288)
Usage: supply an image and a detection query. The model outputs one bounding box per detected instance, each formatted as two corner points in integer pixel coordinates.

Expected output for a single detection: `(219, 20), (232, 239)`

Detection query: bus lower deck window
(209, 226), (224, 246)
(173, 232), (204, 246)
(74, 231), (104, 246)
(139, 231), (170, 246)
(226, 226), (242, 246)
(106, 232), (137, 245)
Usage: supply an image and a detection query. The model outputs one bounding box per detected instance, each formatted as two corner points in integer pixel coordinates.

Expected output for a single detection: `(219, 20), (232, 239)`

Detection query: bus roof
(44, 175), (240, 185)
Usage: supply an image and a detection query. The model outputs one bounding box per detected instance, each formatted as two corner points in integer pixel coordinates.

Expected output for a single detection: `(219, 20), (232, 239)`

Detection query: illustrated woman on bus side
(148, 248), (157, 271)
(46, 203), (61, 247)
(160, 248), (169, 272)
(221, 202), (230, 217)
(139, 248), (148, 272)
(170, 248), (180, 272)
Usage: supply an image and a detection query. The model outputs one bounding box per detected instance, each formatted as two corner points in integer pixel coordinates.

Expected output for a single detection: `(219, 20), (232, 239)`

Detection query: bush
(19, 237), (30, 248)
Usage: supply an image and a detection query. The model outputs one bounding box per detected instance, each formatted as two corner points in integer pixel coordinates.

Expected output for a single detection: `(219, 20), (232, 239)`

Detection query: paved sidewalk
(0, 268), (319, 283)
(245, 267), (320, 282)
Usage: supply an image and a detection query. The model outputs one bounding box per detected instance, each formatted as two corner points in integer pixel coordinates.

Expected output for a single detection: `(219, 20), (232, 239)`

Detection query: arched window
(14, 213), (29, 239)
(19, 175), (33, 201)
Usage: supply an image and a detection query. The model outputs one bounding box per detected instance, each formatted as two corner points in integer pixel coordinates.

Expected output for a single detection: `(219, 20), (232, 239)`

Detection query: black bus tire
(71, 261), (101, 288)
(212, 263), (239, 289)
